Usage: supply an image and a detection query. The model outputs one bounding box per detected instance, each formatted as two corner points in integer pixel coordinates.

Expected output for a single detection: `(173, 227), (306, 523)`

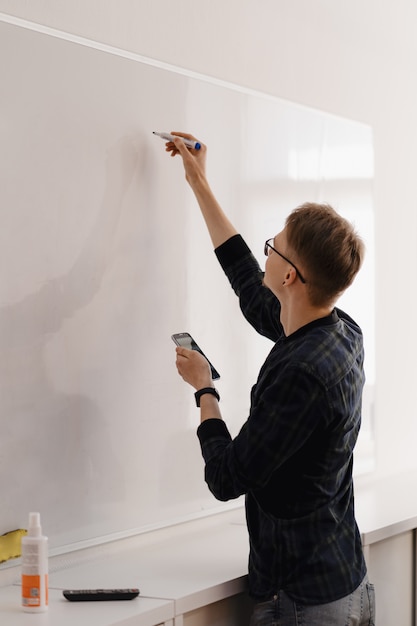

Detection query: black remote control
(63, 588), (140, 601)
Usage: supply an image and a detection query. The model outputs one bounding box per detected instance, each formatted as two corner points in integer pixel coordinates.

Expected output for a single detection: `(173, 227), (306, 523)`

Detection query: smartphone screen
(171, 333), (220, 380)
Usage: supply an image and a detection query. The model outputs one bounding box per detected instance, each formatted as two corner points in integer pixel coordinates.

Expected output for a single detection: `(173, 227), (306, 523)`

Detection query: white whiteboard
(0, 19), (374, 554)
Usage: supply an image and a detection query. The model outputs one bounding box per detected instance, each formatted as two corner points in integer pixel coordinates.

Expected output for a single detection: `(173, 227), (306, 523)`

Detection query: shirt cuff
(197, 418), (231, 445)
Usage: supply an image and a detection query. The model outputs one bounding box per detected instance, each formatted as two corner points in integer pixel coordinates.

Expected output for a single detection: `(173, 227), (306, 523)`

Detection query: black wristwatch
(194, 387), (220, 407)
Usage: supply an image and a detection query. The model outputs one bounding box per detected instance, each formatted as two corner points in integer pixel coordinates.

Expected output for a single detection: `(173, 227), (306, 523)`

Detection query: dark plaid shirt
(197, 235), (366, 604)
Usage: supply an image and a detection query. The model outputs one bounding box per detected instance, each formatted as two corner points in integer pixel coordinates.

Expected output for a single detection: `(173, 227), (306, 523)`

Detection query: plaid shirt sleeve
(214, 234), (284, 341)
(197, 362), (326, 501)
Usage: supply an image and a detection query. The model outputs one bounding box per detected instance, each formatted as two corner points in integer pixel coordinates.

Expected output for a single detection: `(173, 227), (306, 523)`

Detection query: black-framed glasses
(264, 238), (307, 284)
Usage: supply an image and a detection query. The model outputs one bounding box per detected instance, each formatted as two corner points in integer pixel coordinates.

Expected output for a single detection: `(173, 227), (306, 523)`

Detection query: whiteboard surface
(0, 20), (373, 554)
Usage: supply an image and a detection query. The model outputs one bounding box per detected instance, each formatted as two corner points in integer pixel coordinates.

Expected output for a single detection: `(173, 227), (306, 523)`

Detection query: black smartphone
(171, 332), (220, 380)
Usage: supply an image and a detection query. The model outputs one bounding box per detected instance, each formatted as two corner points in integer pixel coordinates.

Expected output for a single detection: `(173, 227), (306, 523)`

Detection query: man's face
(263, 229), (291, 296)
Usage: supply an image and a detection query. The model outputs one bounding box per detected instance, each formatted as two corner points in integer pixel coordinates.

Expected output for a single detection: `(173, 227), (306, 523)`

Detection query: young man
(163, 133), (375, 625)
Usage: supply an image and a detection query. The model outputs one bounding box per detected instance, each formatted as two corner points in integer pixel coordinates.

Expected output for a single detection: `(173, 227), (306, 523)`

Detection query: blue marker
(153, 131), (201, 150)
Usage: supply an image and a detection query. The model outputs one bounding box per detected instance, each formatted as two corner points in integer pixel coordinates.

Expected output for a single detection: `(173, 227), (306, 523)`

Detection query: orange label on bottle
(22, 574), (48, 607)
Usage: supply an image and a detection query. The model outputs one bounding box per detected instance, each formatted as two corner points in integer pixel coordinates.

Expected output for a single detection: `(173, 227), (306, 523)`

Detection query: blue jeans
(249, 576), (375, 626)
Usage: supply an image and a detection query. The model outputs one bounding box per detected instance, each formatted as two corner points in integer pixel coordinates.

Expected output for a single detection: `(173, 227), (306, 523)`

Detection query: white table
(0, 586), (174, 626)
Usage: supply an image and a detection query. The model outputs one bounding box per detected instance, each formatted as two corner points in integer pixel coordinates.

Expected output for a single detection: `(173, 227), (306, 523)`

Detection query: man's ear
(283, 268), (296, 285)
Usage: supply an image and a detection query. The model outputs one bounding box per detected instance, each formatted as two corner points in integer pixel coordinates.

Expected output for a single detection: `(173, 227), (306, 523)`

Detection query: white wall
(1, 0), (416, 476)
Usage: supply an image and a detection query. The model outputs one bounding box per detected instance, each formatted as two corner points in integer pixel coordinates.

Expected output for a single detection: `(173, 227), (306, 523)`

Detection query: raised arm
(165, 132), (237, 248)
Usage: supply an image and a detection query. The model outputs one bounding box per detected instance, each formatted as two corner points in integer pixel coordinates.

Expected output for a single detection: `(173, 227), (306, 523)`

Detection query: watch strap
(194, 387), (220, 407)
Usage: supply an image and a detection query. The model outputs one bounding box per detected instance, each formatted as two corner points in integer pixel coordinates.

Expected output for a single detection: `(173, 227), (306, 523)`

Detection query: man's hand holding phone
(174, 346), (212, 390)
(171, 333), (220, 389)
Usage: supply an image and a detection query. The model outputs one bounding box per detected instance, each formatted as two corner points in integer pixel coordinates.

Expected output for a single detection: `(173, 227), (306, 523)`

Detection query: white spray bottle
(21, 512), (48, 612)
